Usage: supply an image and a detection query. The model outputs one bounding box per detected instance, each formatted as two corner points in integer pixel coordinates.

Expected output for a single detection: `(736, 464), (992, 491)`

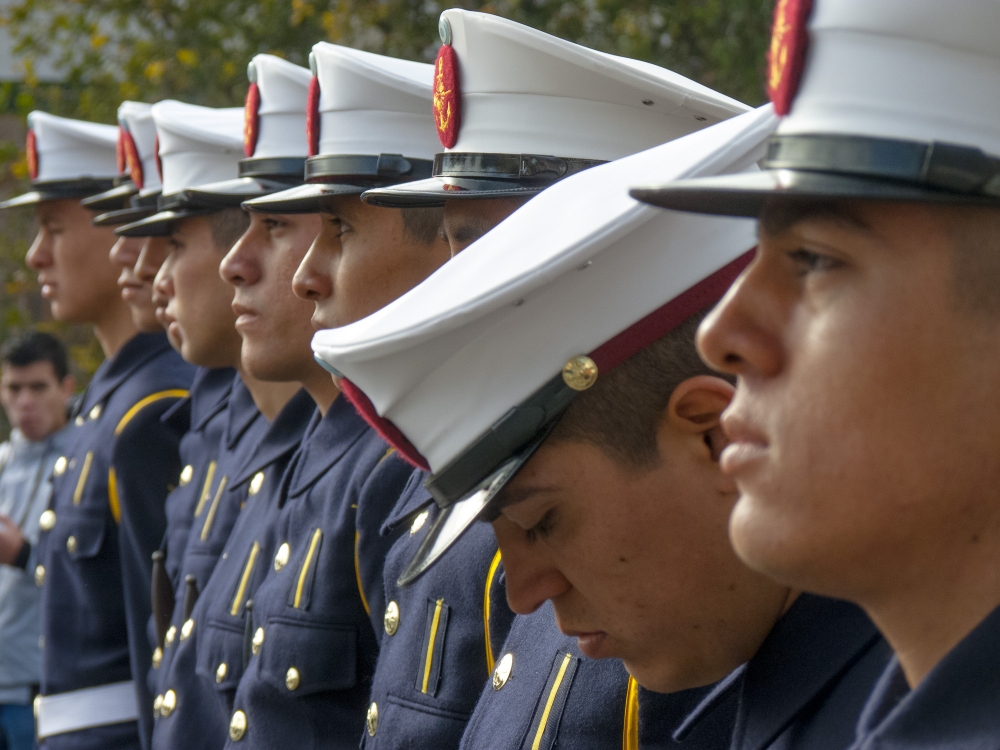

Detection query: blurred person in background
(0, 331), (74, 750)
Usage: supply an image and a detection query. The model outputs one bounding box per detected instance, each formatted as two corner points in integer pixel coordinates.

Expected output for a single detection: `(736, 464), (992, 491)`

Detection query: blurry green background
(0, 0), (775, 394)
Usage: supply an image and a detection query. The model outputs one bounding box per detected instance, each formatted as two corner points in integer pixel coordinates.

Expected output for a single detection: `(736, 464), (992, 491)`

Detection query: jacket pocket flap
(62, 511), (107, 560)
(259, 617), (357, 696)
(197, 619), (245, 691)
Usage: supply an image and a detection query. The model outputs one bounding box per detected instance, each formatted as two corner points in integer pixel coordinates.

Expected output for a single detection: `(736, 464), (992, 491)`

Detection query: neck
(93, 303), (139, 359)
(239, 368), (300, 421)
(301, 363), (340, 415)
(861, 536), (1000, 687)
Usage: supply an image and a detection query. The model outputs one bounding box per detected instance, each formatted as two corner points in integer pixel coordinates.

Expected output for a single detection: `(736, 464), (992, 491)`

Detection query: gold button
(53, 457), (67, 476)
(492, 653), (513, 690)
(384, 601), (399, 636)
(179, 465), (193, 486)
(285, 667), (300, 691)
(152, 694), (163, 714)
(410, 510), (429, 535)
(39, 510), (56, 531)
(160, 689), (176, 718)
(165, 625), (177, 647)
(562, 355), (598, 391)
(152, 647), (163, 669)
(180, 618), (194, 641)
(216, 662), (228, 683)
(34, 565), (44, 586)
(274, 542), (290, 571)
(74, 416), (84, 427)
(366, 702), (378, 737)
(66, 536), (77, 554)
(251, 627), (264, 655)
(89, 404), (101, 420)
(229, 710), (247, 741)
(249, 472), (264, 496)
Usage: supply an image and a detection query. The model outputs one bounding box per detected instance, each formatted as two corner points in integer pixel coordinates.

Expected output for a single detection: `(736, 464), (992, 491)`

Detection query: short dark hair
(209, 208), (251, 252)
(400, 207), (445, 245)
(549, 307), (731, 471)
(1, 331), (70, 381)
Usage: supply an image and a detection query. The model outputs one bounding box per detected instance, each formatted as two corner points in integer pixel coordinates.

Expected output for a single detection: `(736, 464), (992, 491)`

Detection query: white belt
(34, 680), (139, 739)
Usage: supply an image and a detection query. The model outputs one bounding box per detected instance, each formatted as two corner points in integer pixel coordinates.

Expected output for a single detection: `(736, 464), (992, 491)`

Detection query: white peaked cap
(28, 111), (118, 184)
(632, 0), (1000, 216)
(151, 101), (244, 196)
(312, 42), (439, 159)
(249, 54), (311, 158)
(314, 105), (776, 476)
(441, 9), (748, 160)
(118, 101), (160, 192)
(780, 0), (1000, 155)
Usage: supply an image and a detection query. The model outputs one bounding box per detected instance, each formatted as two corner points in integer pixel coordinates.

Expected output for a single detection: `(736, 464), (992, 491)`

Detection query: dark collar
(230, 389), (316, 488)
(284, 395), (372, 498)
(82, 332), (174, 410)
(160, 367), (235, 430)
(224, 377), (262, 450)
(675, 595), (882, 750)
(855, 602), (1000, 748)
(380, 470), (433, 535)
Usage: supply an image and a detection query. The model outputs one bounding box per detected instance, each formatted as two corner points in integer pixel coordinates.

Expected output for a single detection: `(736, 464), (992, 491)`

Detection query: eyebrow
(759, 200), (873, 237)
(493, 483), (561, 514)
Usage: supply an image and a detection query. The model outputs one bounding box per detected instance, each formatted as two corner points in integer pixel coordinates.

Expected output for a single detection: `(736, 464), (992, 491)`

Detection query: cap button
(366, 702), (378, 736)
(384, 601), (400, 635)
(492, 653), (513, 690)
(438, 15), (452, 45)
(39, 510), (56, 531)
(230, 710), (247, 741)
(562, 355), (598, 391)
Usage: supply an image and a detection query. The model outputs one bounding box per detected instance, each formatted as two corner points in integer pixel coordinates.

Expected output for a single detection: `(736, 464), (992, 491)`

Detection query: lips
(719, 410), (770, 477)
(232, 303), (259, 328)
(37, 276), (56, 299)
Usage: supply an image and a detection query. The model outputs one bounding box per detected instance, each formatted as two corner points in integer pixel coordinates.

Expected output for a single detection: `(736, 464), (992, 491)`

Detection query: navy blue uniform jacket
(36, 332), (194, 750)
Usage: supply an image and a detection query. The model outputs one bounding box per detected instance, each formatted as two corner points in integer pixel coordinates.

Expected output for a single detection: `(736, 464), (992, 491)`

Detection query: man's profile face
(25, 199), (121, 323)
(220, 211), (320, 381)
(293, 197), (451, 330)
(136, 236), (171, 328)
(440, 197), (527, 255)
(0, 361), (72, 442)
(491, 376), (790, 692)
(697, 201), (1000, 604)
(154, 216), (242, 368)
(109, 236), (159, 331)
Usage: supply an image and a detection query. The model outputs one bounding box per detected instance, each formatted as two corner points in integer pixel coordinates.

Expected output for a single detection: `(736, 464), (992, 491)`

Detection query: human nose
(491, 516), (571, 615)
(292, 237), (332, 302)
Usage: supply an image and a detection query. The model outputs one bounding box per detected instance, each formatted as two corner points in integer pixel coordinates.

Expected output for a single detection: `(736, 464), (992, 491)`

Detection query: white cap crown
(151, 101), (244, 196)
(247, 54), (311, 159)
(312, 43), (439, 158)
(27, 111), (118, 184)
(117, 101), (160, 192)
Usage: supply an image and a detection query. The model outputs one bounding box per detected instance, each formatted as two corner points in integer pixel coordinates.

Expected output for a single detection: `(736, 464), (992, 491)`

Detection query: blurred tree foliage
(0, 0), (773, 393)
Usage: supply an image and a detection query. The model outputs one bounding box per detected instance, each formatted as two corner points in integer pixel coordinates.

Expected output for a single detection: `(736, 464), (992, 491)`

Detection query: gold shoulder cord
(622, 676), (640, 750)
(482, 549), (503, 673)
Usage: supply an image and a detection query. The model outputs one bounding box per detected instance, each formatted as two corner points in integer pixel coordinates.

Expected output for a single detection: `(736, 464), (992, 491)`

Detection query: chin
(729, 493), (823, 591)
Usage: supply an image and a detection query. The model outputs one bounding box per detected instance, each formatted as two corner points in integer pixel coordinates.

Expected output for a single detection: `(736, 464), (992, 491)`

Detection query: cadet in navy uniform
(114, 84), (315, 750)
(204, 44), (453, 748)
(636, 0), (1000, 746)
(356, 11), (747, 748)
(318, 105), (893, 750)
(0, 112), (195, 750)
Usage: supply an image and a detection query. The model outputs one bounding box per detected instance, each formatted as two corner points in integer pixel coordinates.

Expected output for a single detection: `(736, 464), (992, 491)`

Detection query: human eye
(524, 508), (556, 545)
(787, 247), (843, 275)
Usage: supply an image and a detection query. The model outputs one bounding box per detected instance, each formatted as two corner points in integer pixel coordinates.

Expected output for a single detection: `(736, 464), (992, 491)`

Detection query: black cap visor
(185, 176), (305, 208)
(242, 183), (366, 214)
(0, 178), (118, 210)
(93, 205), (157, 227)
(81, 181), (138, 211)
(115, 207), (215, 237)
(362, 176), (549, 208)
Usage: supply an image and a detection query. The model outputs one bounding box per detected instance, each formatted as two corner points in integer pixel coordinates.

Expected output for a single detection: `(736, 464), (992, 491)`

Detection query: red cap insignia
(123, 129), (143, 190)
(116, 126), (126, 174)
(306, 76), (320, 157)
(244, 82), (260, 158)
(433, 44), (460, 149)
(25, 130), (38, 181)
(154, 135), (163, 183)
(767, 0), (813, 116)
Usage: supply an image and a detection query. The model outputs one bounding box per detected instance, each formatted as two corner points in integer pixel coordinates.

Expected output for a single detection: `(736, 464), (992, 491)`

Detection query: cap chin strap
(304, 153), (433, 185)
(765, 134), (1000, 197)
(434, 152), (605, 184)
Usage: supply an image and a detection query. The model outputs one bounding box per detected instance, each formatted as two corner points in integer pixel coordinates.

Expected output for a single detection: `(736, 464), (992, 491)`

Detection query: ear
(664, 376), (735, 461)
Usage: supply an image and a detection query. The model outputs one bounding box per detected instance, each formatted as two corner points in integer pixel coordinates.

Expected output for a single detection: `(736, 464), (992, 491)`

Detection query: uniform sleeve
(355, 451), (417, 638)
(110, 396), (188, 750)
